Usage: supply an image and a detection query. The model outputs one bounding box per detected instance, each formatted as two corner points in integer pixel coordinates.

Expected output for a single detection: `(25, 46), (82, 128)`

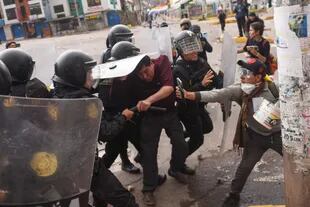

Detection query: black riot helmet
(110, 41), (140, 60)
(174, 30), (203, 55)
(190, 25), (201, 34)
(0, 48), (35, 84)
(53, 50), (96, 88)
(0, 60), (12, 95)
(107, 24), (133, 48)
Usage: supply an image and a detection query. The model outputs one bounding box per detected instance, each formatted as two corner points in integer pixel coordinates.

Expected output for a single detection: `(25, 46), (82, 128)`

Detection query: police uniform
(52, 50), (139, 207)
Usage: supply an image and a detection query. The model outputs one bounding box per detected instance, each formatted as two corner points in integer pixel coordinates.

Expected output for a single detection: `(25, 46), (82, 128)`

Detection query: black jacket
(199, 36), (213, 61)
(173, 58), (216, 113)
(173, 57), (215, 133)
(11, 78), (51, 98)
(100, 48), (112, 64)
(53, 82), (127, 143)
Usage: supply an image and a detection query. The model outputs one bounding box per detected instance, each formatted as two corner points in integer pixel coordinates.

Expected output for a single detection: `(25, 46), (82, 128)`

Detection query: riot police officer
(173, 31), (218, 158)
(100, 24), (134, 63)
(52, 50), (139, 207)
(0, 48), (50, 98)
(99, 25), (140, 173)
(0, 60), (11, 95)
(100, 41), (142, 172)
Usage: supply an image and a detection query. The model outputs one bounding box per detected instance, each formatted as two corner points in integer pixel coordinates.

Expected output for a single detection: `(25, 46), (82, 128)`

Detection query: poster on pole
(274, 5), (310, 158)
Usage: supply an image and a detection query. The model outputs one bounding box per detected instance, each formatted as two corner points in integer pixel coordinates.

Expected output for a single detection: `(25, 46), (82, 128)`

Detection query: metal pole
(275, 0), (310, 206)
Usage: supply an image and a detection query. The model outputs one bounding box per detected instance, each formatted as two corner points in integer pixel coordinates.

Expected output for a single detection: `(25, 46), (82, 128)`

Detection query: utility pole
(274, 0), (310, 206)
(73, 0), (82, 28)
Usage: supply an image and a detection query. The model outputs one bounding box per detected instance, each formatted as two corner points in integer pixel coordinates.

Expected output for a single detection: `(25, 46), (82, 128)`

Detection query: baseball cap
(237, 58), (266, 77)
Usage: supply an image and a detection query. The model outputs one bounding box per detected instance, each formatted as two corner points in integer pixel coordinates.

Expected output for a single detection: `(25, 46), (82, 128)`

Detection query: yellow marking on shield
(48, 104), (58, 121)
(87, 103), (99, 119)
(3, 98), (15, 108)
(30, 152), (58, 177)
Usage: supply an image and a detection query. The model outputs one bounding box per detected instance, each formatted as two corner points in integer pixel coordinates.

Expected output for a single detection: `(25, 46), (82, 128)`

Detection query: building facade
(0, 0), (50, 40)
(81, 0), (121, 30)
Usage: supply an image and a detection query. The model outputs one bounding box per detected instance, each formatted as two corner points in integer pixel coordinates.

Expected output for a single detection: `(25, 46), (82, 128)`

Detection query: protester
(238, 22), (271, 74)
(130, 54), (189, 206)
(234, 0), (248, 37)
(217, 5), (227, 33)
(5, 41), (20, 49)
(176, 59), (281, 207)
(245, 12), (264, 37)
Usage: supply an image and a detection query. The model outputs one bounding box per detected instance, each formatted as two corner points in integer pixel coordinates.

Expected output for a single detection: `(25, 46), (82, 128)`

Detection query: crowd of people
(0, 9), (279, 207)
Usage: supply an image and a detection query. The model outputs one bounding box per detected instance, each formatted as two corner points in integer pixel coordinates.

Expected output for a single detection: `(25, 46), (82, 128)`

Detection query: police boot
(121, 162), (140, 174)
(222, 193), (240, 207)
(168, 169), (188, 184)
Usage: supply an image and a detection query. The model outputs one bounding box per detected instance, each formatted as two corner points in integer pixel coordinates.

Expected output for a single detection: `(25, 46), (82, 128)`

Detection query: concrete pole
(275, 0), (310, 206)
(73, 0), (82, 28)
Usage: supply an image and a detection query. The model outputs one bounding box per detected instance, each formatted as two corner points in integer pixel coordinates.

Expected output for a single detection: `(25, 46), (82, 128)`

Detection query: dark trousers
(102, 122), (141, 168)
(91, 161), (139, 207)
(179, 111), (204, 155)
(220, 20), (226, 32)
(140, 110), (188, 192)
(236, 17), (246, 37)
(231, 129), (283, 194)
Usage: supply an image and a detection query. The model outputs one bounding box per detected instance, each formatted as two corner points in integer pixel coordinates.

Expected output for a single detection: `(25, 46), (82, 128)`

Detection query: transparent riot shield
(0, 96), (102, 206)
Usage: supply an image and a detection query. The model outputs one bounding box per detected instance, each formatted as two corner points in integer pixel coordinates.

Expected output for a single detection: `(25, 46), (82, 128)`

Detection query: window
(57, 14), (66, 18)
(6, 8), (17, 20)
(54, 5), (65, 13)
(29, 3), (42, 15)
(87, 0), (101, 7)
(3, 0), (15, 6)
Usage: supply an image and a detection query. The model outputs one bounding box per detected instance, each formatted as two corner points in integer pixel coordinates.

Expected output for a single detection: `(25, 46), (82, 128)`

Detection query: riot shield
(0, 96), (102, 206)
(153, 26), (173, 63)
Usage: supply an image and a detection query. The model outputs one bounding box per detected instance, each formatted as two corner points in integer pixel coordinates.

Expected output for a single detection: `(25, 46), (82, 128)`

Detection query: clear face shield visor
(239, 67), (254, 77)
(115, 33), (134, 44)
(176, 35), (203, 55)
(84, 60), (99, 89)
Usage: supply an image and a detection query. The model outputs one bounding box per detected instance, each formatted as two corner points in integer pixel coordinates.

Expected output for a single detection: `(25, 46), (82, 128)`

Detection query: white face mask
(241, 83), (256, 94)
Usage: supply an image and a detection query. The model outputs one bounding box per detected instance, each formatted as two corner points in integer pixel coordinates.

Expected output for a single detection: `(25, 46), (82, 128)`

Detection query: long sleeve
(196, 84), (242, 104)
(98, 112), (127, 142)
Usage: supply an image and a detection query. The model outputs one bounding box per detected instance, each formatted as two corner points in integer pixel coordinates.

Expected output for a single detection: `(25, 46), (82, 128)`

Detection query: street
(11, 11), (285, 207)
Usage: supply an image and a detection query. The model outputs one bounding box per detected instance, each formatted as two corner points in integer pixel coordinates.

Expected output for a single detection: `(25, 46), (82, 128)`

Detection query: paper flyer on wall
(274, 5), (306, 78)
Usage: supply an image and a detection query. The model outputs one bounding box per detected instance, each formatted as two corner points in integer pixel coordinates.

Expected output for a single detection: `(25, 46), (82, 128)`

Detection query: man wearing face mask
(176, 59), (281, 207)
(173, 30), (222, 159)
